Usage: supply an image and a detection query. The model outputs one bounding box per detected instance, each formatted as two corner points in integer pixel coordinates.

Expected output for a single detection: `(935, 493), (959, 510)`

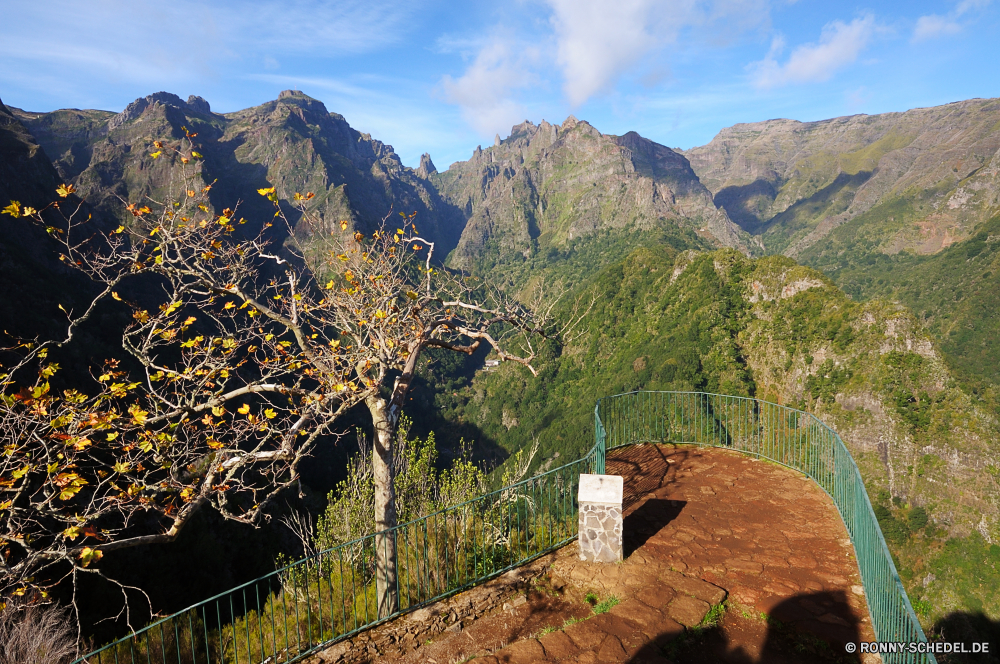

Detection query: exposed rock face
(415, 152), (436, 178)
(186, 95), (211, 114)
(684, 98), (1000, 256)
(14, 91), (467, 261)
(434, 117), (751, 271)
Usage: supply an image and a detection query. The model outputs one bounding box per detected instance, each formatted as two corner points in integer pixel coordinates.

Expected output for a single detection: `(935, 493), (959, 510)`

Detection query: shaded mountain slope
(12, 91), (467, 263)
(0, 96), (110, 351)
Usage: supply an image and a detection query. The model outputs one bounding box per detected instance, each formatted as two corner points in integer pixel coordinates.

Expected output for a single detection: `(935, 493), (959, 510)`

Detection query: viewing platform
(313, 443), (876, 663)
(78, 391), (927, 664)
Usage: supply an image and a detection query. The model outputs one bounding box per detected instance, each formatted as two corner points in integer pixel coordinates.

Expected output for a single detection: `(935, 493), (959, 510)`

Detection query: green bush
(907, 506), (929, 531)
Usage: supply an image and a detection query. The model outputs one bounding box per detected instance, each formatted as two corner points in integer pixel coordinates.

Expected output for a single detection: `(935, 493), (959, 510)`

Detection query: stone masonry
(577, 474), (623, 563)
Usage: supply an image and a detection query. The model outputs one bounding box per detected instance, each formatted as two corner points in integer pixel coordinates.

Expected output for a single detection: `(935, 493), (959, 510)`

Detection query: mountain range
(3, 89), (1000, 634)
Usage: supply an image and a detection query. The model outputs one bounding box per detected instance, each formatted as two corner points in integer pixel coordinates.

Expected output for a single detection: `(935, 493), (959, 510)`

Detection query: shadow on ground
(627, 591), (864, 664)
(623, 499), (686, 556)
(931, 611), (1000, 663)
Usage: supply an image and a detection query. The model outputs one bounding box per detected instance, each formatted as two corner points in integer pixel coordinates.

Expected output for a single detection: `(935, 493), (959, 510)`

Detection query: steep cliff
(12, 91), (467, 263)
(435, 117), (752, 274)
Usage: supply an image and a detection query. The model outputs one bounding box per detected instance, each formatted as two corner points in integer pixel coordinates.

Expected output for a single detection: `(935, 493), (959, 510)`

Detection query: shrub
(0, 603), (77, 664)
(907, 506), (929, 531)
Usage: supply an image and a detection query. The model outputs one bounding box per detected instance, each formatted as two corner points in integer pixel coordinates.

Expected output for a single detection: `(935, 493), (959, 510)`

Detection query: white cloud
(547, 0), (678, 106)
(438, 0), (772, 135)
(750, 15), (876, 89)
(912, 14), (962, 41)
(546, 0), (770, 106)
(439, 38), (541, 137)
(956, 0), (992, 16)
(912, 0), (991, 41)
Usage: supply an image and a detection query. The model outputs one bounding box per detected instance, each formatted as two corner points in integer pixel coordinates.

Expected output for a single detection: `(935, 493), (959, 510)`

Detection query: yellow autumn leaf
(56, 183), (76, 198)
(79, 547), (103, 567)
(63, 526), (82, 541)
(257, 187), (276, 196)
(264, 408), (277, 419)
(211, 405), (225, 417)
(111, 291), (122, 301)
(128, 405), (148, 425)
(223, 301), (235, 310)
(182, 316), (196, 326)
(207, 439), (224, 449)
(112, 461), (130, 474)
(150, 151), (162, 159)
(237, 403), (250, 415)
(2, 201), (21, 218)
(191, 151), (203, 159)
(339, 220), (349, 231)
(23, 206), (36, 216)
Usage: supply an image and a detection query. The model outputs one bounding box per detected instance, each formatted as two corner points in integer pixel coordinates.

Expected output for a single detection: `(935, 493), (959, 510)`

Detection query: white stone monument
(578, 474), (624, 563)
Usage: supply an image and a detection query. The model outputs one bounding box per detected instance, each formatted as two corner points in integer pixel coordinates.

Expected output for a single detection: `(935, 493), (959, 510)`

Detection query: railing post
(594, 400), (606, 474)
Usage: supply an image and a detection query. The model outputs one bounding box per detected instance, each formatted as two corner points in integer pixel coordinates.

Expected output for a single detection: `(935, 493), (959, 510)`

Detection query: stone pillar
(577, 474), (624, 563)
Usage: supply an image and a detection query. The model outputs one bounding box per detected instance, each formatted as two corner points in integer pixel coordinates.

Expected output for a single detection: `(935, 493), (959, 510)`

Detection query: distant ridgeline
(3, 91), (1000, 632)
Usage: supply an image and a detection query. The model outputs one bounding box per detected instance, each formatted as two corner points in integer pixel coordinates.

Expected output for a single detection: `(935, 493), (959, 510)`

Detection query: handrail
(596, 390), (933, 664)
(75, 440), (603, 663)
(75, 391), (932, 664)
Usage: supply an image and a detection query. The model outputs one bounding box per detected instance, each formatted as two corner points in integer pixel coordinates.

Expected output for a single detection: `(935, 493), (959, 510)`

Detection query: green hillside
(440, 242), (1000, 630)
(801, 211), (1000, 414)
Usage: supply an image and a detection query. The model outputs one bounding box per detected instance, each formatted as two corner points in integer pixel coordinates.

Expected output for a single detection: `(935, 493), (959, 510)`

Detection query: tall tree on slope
(0, 134), (546, 623)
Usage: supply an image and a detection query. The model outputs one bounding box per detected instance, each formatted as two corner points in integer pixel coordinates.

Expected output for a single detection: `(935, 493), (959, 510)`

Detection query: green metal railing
(597, 391), (933, 664)
(76, 390), (931, 664)
(75, 443), (600, 664)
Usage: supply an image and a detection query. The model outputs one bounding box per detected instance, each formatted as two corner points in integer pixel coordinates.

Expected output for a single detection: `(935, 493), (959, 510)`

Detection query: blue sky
(1, 0), (998, 169)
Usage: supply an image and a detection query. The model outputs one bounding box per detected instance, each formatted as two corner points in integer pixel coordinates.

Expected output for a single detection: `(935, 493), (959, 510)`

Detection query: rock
(416, 152), (437, 177)
(666, 594), (711, 627)
(186, 95), (211, 114)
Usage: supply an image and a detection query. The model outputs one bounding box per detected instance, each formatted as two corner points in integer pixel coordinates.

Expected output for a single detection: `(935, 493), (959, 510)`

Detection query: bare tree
(0, 135), (545, 623)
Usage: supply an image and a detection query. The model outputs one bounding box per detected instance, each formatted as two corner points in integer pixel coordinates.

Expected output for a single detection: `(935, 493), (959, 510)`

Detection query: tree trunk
(367, 396), (399, 618)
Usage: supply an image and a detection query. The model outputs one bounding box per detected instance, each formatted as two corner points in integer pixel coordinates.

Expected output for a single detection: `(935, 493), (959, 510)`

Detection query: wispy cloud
(912, 15), (962, 41)
(548, 0), (771, 106)
(439, 38), (542, 137)
(438, 0), (772, 135)
(0, 0), (417, 92)
(912, 0), (991, 41)
(750, 15), (877, 88)
(548, 0), (677, 106)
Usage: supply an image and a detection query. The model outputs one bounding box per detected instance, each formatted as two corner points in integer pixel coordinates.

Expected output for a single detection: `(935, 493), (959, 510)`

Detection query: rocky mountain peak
(186, 95), (211, 114)
(108, 92), (216, 132)
(416, 152), (437, 178)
